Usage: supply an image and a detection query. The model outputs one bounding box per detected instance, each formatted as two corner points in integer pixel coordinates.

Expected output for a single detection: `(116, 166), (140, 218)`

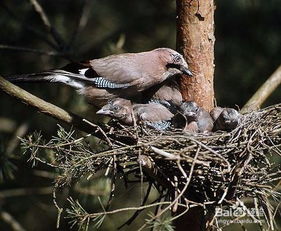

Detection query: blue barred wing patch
(93, 77), (131, 89)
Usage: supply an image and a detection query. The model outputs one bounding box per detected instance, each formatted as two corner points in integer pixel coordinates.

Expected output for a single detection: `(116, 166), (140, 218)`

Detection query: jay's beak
(180, 65), (193, 77)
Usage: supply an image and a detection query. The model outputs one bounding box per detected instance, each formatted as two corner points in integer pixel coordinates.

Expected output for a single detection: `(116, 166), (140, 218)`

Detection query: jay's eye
(172, 54), (182, 63)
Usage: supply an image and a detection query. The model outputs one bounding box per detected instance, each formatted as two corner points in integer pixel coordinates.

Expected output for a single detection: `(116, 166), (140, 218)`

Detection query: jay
(6, 48), (192, 107)
(179, 101), (214, 133)
(210, 107), (241, 132)
(96, 98), (174, 130)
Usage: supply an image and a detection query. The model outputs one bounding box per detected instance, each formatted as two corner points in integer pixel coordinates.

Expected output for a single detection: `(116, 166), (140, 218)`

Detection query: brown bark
(175, 0), (215, 230)
(176, 0), (215, 111)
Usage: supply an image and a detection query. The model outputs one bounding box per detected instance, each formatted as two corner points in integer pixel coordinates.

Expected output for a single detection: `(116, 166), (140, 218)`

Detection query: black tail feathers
(5, 72), (55, 83)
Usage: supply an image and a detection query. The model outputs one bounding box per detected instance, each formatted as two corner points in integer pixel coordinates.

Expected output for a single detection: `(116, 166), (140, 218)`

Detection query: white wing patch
(78, 68), (89, 75)
(49, 74), (85, 89)
(45, 70), (130, 89)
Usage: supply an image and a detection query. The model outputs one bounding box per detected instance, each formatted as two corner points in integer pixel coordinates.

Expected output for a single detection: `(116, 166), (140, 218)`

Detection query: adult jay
(6, 48), (192, 107)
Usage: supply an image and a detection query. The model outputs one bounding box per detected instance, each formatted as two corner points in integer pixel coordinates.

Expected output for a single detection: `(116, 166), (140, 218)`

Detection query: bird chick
(210, 107), (224, 122)
(210, 107), (241, 132)
(96, 98), (174, 130)
(180, 101), (213, 133)
(96, 98), (134, 125)
(6, 48), (192, 108)
(143, 77), (184, 112)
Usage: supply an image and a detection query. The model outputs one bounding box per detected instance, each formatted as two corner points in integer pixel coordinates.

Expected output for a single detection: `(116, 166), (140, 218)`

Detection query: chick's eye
(112, 105), (120, 111)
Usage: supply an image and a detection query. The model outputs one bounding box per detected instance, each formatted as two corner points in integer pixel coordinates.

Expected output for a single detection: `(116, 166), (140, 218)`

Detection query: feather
(145, 121), (171, 130)
(93, 77), (131, 89)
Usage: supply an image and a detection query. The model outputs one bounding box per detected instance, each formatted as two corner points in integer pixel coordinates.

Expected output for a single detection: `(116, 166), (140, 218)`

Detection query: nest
(22, 104), (281, 229)
(98, 103), (281, 228)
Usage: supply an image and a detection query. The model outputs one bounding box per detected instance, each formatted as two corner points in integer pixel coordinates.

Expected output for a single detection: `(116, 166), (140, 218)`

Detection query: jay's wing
(60, 56), (143, 89)
(145, 121), (171, 131)
(89, 52), (164, 89)
(134, 103), (173, 130)
(62, 62), (132, 89)
(60, 51), (162, 90)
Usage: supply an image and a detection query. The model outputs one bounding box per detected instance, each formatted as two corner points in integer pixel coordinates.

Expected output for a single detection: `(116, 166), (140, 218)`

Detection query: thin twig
(137, 146), (202, 231)
(28, 0), (66, 49)
(53, 186), (63, 229)
(0, 2), (57, 49)
(84, 201), (189, 218)
(0, 44), (65, 56)
(68, 0), (91, 48)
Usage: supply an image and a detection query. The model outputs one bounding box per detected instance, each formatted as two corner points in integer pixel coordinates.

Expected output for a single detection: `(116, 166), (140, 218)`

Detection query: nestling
(96, 98), (174, 130)
(180, 101), (214, 133)
(210, 107), (241, 132)
(143, 76), (184, 111)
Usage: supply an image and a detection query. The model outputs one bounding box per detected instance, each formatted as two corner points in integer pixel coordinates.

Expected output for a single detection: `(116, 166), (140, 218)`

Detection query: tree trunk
(175, 0), (215, 230)
(176, 0), (215, 111)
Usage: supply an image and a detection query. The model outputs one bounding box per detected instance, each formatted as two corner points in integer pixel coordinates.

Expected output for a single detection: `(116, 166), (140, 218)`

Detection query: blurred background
(0, 0), (280, 230)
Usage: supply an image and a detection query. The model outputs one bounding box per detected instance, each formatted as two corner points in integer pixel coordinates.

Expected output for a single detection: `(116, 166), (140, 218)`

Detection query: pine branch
(242, 64), (281, 113)
(0, 76), (106, 137)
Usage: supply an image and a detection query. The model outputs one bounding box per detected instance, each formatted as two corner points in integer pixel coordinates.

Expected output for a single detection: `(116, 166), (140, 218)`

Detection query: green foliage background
(0, 0), (280, 230)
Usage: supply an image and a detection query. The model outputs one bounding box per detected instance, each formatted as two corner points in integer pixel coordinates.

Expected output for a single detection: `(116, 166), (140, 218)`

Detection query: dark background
(0, 0), (280, 230)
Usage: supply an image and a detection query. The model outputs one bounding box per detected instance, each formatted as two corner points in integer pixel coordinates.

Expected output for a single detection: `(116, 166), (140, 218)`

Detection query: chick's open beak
(96, 108), (112, 115)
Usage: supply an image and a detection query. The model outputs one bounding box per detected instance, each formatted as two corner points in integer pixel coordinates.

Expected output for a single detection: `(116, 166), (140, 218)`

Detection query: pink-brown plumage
(6, 48), (192, 108)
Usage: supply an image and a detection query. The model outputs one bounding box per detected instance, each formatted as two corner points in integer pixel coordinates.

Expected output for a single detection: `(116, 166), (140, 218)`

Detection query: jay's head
(180, 101), (200, 121)
(220, 108), (240, 129)
(155, 48), (193, 77)
(96, 98), (133, 122)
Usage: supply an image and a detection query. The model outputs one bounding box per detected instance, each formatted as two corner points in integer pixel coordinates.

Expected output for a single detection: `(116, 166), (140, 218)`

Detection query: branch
(29, 0), (66, 49)
(0, 76), (106, 137)
(0, 211), (26, 231)
(68, 0), (91, 48)
(241, 65), (281, 113)
(0, 44), (65, 56)
(0, 186), (53, 198)
(0, 2), (57, 49)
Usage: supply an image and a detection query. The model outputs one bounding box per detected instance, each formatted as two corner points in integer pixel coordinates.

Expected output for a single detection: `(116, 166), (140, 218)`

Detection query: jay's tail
(5, 70), (89, 89)
(6, 66), (131, 90)
(6, 72), (54, 82)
